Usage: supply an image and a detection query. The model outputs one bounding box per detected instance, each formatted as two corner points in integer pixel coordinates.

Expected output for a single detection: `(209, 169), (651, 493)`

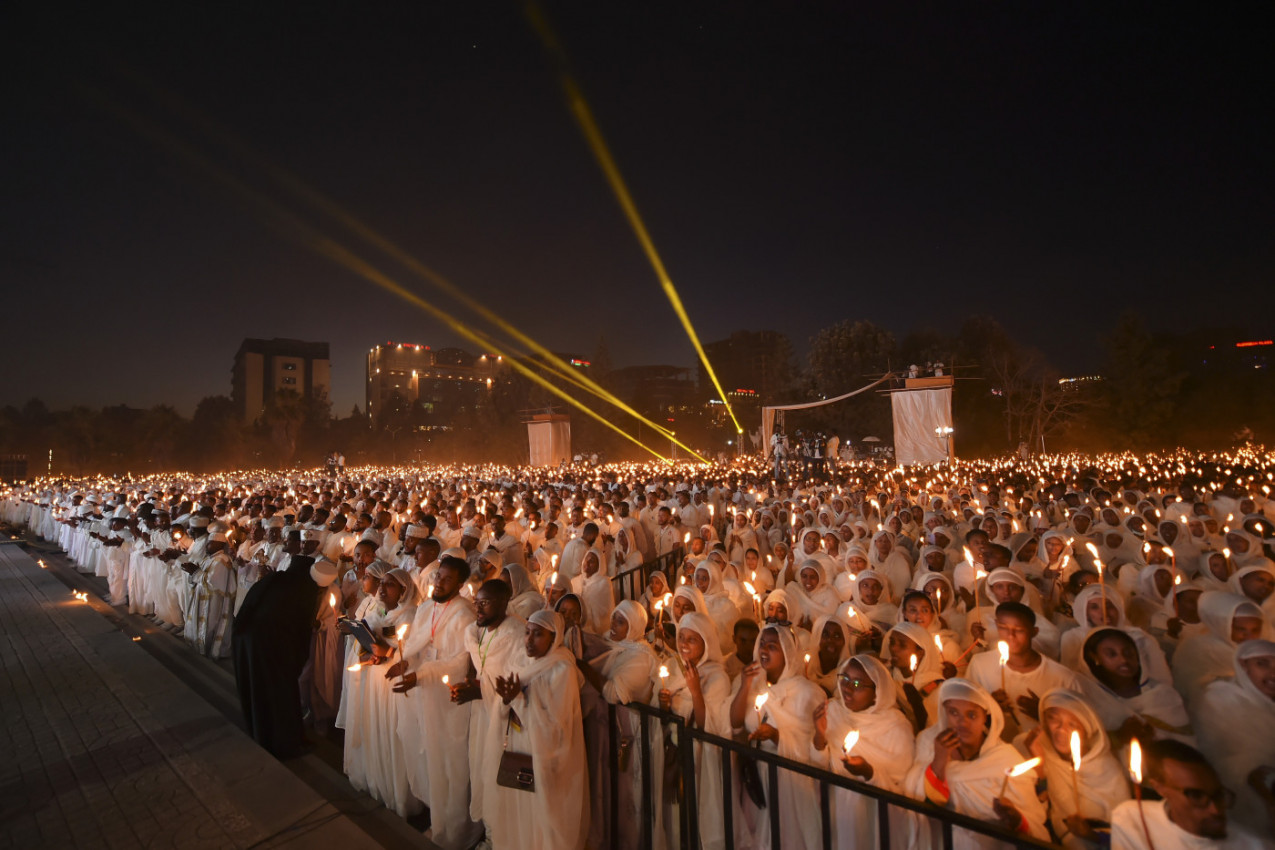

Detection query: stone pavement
(0, 541), (391, 849)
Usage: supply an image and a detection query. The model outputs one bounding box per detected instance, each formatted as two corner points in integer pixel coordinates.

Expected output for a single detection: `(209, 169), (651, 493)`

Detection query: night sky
(4, 2), (1270, 414)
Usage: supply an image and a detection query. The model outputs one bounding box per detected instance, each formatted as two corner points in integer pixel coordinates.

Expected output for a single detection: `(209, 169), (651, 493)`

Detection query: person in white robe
(967, 602), (1082, 739)
(814, 653), (915, 849)
(1025, 688), (1131, 848)
(1111, 739), (1267, 850)
(1173, 592), (1266, 706)
(570, 548), (615, 635)
(488, 610), (589, 850)
(1063, 584), (1174, 685)
(729, 623), (827, 850)
(651, 611), (731, 850)
(1192, 639), (1275, 834)
(903, 677), (1051, 849)
(387, 556), (479, 850)
(1076, 627), (1194, 753)
(454, 578), (526, 845)
(342, 568), (420, 817)
(183, 531), (236, 658)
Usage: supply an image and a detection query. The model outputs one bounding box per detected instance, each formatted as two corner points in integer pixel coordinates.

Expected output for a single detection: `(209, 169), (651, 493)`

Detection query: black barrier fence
(605, 701), (1059, 850)
(611, 548), (683, 602)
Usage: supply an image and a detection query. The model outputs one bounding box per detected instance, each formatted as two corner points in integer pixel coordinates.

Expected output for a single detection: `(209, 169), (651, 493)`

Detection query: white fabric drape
(891, 388), (952, 465)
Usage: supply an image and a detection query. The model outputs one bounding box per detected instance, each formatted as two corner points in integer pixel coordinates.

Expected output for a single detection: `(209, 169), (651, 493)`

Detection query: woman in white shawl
(1193, 639), (1275, 833)
(489, 610), (588, 850)
(1229, 563), (1275, 623)
(1173, 591), (1266, 704)
(726, 511), (759, 568)
(653, 612), (732, 850)
(1197, 549), (1234, 593)
(1061, 583), (1173, 684)
(1126, 562), (1177, 633)
(1076, 627), (1193, 752)
(694, 559), (744, 654)
(883, 620), (946, 731)
(571, 548), (615, 635)
(610, 526), (642, 577)
(803, 614), (851, 695)
(1025, 689), (1131, 848)
(794, 558), (840, 624)
(903, 678), (1050, 849)
(814, 654), (915, 849)
(868, 529), (913, 604)
(913, 570), (968, 638)
(900, 588), (967, 674)
(342, 567), (420, 817)
(502, 563), (544, 621)
(841, 569), (899, 635)
(729, 623), (827, 850)
(578, 600), (656, 850)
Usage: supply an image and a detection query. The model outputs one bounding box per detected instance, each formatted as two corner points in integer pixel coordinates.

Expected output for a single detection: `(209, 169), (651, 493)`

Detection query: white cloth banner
(528, 420), (571, 467)
(760, 373), (896, 454)
(890, 388), (952, 465)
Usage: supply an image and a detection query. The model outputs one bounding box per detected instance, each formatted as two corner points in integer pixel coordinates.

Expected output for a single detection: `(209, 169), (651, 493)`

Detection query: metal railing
(611, 548), (683, 602)
(606, 701), (1060, 850)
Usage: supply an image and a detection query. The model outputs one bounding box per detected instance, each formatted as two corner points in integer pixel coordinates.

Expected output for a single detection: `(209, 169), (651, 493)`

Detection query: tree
(1099, 313), (1184, 448)
(803, 320), (897, 442)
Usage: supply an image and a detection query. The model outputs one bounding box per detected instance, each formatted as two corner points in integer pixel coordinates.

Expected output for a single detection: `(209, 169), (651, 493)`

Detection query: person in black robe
(232, 530), (322, 758)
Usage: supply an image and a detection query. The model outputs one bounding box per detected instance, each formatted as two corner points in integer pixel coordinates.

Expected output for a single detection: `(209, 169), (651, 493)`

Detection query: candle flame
(934, 634), (943, 653)
(442, 674), (449, 685)
(1070, 729), (1083, 772)
(1130, 738), (1143, 784)
(743, 581), (756, 595)
(396, 623), (409, 641)
(754, 692), (769, 712)
(1007, 757), (1042, 778)
(909, 653), (918, 673)
(998, 640), (1009, 665)
(843, 729), (859, 754)
(659, 664), (669, 680)
(347, 663), (362, 672)
(329, 592), (336, 609)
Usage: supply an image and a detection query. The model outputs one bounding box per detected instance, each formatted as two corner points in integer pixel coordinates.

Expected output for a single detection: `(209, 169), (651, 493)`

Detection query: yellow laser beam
(525, 0), (745, 435)
(108, 68), (710, 462)
(77, 83), (674, 463)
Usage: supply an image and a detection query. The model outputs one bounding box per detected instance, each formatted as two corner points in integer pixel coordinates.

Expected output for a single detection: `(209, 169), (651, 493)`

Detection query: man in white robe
(453, 579), (526, 844)
(1111, 740), (1265, 849)
(182, 531), (237, 658)
(387, 556), (480, 850)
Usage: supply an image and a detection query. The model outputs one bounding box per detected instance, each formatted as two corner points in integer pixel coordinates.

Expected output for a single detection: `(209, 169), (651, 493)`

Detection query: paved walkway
(0, 541), (381, 849)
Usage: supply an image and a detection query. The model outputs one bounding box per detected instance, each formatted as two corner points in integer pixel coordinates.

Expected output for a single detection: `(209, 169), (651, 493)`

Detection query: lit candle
(842, 729), (859, 755)
(909, 653), (918, 682)
(998, 756), (1042, 798)
(997, 640), (1009, 691)
(754, 691), (769, 728)
(1069, 730), (1084, 818)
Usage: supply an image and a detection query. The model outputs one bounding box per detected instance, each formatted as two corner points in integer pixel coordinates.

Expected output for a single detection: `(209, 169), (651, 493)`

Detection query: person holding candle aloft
(967, 602), (1083, 740)
(814, 654), (914, 849)
(1026, 689), (1130, 847)
(904, 677), (1050, 848)
(729, 624), (826, 849)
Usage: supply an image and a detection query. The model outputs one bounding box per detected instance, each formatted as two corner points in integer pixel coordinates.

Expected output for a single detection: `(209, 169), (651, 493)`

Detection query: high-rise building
(699, 330), (795, 403)
(232, 338), (331, 424)
(366, 341), (497, 427)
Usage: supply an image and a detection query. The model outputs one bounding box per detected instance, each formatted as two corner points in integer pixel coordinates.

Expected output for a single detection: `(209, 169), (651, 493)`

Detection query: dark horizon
(3, 3), (1271, 415)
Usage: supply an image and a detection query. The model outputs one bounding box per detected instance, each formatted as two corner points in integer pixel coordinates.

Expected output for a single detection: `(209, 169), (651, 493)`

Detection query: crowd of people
(5, 449), (1275, 850)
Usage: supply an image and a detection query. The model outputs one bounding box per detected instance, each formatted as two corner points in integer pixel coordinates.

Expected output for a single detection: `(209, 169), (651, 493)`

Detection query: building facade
(366, 341), (497, 428)
(232, 338), (331, 424)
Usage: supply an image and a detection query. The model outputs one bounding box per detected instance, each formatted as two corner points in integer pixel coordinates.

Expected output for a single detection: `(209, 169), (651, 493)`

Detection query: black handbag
(738, 752), (767, 809)
(496, 713), (535, 792)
